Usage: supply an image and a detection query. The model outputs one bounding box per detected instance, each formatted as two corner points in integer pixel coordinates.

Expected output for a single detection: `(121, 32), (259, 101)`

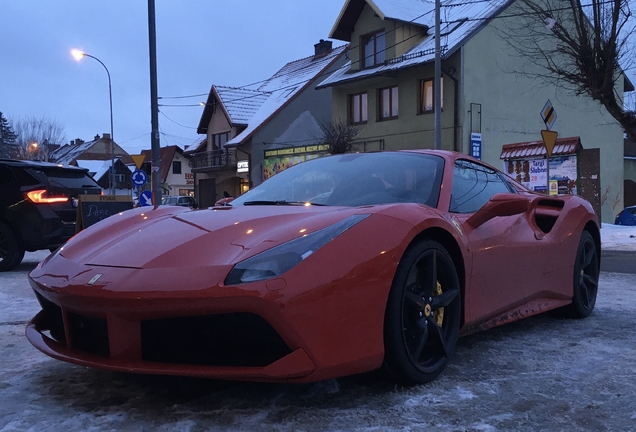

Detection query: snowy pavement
(1, 225), (635, 431)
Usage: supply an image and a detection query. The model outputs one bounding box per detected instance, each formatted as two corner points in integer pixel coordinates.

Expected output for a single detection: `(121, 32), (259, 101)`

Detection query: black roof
(0, 158), (88, 171)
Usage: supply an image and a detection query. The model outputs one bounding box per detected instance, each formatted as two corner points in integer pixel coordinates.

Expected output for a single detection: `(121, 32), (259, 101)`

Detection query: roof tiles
(500, 136), (582, 159)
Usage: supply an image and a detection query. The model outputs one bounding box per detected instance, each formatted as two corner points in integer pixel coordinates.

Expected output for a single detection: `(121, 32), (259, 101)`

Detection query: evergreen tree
(0, 111), (18, 158)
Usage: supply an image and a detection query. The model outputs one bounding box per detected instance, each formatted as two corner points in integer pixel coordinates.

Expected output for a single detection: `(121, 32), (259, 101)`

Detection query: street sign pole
(540, 100), (558, 195)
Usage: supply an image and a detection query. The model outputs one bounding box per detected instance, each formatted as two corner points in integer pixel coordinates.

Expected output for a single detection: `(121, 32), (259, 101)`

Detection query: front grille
(67, 313), (110, 357)
(35, 292), (66, 345)
(141, 313), (292, 367)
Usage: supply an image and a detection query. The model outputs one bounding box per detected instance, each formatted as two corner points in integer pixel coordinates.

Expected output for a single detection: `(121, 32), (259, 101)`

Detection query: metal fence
(190, 148), (238, 170)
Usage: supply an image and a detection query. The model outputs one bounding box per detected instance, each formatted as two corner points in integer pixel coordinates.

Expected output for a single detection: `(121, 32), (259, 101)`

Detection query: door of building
(199, 178), (217, 209)
(577, 148), (601, 218)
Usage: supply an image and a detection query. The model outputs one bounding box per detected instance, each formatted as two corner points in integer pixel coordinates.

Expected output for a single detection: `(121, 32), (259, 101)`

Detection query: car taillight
(26, 190), (69, 204)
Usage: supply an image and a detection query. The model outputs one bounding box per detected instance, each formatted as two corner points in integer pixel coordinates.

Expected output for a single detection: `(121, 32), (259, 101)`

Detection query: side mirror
(466, 193), (530, 228)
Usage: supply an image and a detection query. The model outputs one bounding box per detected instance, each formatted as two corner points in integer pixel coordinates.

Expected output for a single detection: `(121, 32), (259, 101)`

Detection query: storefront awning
(500, 136), (582, 159)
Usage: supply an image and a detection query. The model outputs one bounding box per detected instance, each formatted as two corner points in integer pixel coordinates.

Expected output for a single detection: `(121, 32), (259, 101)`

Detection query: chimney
(313, 39), (333, 59)
(102, 133), (110, 140)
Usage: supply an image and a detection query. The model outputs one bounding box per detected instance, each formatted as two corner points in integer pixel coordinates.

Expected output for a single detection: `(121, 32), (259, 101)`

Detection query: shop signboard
(263, 144), (328, 180)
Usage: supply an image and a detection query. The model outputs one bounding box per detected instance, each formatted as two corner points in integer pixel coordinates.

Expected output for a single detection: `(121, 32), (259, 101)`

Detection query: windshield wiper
(243, 200), (326, 206)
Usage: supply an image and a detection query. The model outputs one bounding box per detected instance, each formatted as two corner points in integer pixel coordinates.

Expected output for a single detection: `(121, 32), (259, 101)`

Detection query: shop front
(500, 137), (583, 196)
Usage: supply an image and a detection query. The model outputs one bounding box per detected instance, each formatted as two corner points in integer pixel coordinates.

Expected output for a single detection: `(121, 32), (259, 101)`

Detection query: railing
(190, 148), (238, 170)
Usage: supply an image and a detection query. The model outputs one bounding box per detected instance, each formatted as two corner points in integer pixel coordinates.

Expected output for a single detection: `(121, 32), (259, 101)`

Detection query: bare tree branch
(10, 116), (66, 161)
(320, 119), (362, 154)
(497, 0), (636, 138)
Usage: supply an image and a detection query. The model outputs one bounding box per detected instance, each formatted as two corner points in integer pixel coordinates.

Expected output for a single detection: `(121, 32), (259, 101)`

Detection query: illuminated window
(420, 78), (443, 113)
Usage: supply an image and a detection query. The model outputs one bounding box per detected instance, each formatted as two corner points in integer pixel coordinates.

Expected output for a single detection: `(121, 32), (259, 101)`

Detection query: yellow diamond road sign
(541, 100), (557, 130)
(541, 130), (558, 158)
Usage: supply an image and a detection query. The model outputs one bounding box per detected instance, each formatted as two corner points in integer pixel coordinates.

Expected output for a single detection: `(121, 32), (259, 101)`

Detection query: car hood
(57, 205), (366, 269)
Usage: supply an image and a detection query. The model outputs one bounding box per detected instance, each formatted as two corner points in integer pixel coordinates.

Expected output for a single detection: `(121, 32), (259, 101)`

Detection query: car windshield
(162, 197), (177, 205)
(231, 152), (444, 207)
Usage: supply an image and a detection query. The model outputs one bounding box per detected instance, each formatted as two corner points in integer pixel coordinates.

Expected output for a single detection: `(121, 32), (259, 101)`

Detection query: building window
(362, 30), (385, 68)
(240, 178), (249, 195)
(114, 174), (125, 183)
(379, 86), (398, 120)
(349, 92), (368, 124)
(172, 161), (182, 174)
(212, 132), (230, 149)
(420, 78), (444, 113)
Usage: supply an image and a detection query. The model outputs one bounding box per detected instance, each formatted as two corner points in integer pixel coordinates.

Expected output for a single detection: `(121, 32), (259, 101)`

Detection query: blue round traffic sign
(131, 169), (148, 187)
(139, 190), (153, 207)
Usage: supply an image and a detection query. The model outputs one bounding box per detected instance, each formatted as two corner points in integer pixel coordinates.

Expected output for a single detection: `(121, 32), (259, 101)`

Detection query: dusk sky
(1, 0), (347, 154)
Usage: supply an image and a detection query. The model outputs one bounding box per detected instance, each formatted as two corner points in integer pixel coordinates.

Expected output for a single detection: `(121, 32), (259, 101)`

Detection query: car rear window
(32, 168), (100, 189)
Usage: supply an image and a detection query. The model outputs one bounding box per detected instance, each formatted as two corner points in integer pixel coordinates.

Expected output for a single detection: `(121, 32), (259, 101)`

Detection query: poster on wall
(263, 145), (328, 180)
(503, 154), (577, 195)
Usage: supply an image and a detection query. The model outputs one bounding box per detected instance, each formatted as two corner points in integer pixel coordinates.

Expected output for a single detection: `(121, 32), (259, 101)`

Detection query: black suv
(0, 159), (102, 271)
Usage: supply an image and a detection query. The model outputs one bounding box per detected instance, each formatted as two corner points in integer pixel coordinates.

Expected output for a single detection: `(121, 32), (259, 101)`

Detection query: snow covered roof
(224, 44), (348, 148)
(213, 86), (271, 126)
(75, 159), (111, 180)
(330, 0), (432, 40)
(320, 0), (512, 88)
(51, 137), (101, 165)
(75, 159), (133, 181)
(50, 134), (134, 166)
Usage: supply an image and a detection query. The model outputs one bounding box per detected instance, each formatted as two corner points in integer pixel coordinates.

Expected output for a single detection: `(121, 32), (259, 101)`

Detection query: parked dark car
(614, 205), (636, 225)
(0, 159), (102, 271)
(161, 195), (198, 208)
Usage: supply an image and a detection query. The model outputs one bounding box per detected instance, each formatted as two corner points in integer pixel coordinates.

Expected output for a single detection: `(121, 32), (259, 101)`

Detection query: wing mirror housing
(466, 193), (531, 228)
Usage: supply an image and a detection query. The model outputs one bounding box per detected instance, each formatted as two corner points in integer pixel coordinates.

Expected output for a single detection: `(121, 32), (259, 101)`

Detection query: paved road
(601, 250), (636, 274)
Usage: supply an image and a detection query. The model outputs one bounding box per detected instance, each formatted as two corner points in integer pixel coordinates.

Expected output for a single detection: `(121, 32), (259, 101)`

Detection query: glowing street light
(71, 49), (115, 195)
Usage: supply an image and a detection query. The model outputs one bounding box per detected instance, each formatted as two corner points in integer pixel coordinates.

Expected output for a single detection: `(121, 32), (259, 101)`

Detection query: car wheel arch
(583, 220), (601, 266)
(0, 220), (25, 271)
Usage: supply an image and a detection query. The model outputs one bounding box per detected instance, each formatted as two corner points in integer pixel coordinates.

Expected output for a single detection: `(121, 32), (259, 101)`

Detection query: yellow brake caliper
(434, 281), (444, 326)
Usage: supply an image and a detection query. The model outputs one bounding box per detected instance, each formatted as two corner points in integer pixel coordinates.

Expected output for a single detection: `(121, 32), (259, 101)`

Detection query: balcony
(190, 148), (237, 171)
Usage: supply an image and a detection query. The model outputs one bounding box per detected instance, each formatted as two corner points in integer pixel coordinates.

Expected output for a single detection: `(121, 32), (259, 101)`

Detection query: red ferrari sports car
(26, 150), (600, 384)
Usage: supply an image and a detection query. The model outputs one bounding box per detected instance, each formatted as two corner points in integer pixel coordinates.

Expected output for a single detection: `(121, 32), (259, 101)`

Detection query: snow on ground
(1, 224), (635, 431)
(600, 222), (636, 251)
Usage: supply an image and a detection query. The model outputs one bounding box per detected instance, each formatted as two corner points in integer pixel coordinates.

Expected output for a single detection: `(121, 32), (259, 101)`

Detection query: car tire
(562, 230), (599, 318)
(383, 239), (461, 384)
(0, 222), (25, 272)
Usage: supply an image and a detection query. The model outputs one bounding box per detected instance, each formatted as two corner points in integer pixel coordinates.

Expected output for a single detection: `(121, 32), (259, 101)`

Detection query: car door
(448, 160), (546, 325)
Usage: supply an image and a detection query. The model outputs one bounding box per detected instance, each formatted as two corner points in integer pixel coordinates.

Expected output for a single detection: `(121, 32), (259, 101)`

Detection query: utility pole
(434, 0), (442, 149)
(148, 0), (162, 206)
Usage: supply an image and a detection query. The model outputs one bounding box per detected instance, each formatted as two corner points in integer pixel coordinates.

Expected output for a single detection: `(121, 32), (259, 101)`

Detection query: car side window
(0, 166), (15, 186)
(450, 160), (515, 213)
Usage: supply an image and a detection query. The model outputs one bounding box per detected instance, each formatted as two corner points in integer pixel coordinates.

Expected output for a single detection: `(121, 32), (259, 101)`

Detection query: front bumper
(26, 246), (395, 382)
(26, 309), (316, 381)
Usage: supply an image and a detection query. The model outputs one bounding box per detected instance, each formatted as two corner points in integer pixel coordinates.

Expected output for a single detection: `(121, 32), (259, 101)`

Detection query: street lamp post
(71, 49), (116, 195)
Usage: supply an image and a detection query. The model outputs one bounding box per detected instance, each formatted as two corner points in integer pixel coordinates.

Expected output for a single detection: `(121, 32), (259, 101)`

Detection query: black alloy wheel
(563, 230), (599, 318)
(0, 222), (25, 272)
(384, 240), (461, 384)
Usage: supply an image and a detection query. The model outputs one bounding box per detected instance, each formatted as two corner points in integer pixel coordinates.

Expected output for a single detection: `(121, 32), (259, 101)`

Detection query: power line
(158, 9), (436, 105)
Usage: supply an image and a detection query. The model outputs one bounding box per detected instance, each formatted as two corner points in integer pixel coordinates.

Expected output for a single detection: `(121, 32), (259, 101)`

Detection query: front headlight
(224, 214), (369, 285)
